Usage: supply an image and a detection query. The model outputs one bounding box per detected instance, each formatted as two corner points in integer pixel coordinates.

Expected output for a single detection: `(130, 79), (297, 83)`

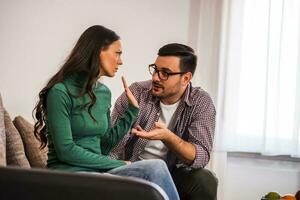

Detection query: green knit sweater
(46, 73), (139, 172)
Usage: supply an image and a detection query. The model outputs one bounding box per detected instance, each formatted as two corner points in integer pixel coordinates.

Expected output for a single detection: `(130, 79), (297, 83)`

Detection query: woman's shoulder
(50, 82), (68, 93)
(95, 82), (111, 94)
(46, 83), (74, 111)
(47, 83), (71, 100)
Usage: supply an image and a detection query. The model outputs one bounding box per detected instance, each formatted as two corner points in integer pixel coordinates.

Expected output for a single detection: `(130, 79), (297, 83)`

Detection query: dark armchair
(0, 166), (168, 200)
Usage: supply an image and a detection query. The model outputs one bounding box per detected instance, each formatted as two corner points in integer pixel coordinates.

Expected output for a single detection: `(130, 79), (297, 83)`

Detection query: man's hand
(122, 76), (139, 108)
(131, 122), (171, 141)
(124, 161), (131, 165)
(132, 122), (196, 164)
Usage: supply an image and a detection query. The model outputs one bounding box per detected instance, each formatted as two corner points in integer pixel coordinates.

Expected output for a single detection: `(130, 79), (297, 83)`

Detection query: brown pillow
(0, 94), (6, 166)
(13, 116), (48, 168)
(4, 109), (30, 168)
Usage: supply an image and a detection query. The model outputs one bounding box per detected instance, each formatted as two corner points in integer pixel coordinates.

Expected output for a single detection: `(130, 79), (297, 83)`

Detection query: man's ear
(182, 72), (193, 86)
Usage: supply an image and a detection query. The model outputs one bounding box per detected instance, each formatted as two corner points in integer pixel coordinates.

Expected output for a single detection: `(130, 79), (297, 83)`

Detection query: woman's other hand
(124, 161), (131, 165)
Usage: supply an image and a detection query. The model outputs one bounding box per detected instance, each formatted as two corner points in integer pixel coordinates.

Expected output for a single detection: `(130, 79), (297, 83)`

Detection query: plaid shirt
(109, 80), (216, 169)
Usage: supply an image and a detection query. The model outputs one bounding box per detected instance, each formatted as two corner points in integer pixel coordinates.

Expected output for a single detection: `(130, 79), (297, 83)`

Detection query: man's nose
(152, 71), (160, 81)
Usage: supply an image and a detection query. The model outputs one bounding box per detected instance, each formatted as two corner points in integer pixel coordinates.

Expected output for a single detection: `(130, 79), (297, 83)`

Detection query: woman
(33, 25), (179, 200)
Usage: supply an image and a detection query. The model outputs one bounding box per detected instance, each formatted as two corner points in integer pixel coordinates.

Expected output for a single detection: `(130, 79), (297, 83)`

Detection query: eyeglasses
(148, 64), (187, 81)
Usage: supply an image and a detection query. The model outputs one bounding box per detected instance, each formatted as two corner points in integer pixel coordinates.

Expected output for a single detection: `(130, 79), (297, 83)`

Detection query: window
(217, 0), (300, 157)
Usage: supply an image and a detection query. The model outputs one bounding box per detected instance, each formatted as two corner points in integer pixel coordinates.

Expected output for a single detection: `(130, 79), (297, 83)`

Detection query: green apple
(264, 191), (281, 199)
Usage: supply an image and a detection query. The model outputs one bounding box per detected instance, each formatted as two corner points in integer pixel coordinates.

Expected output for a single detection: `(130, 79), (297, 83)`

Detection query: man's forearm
(162, 130), (196, 165)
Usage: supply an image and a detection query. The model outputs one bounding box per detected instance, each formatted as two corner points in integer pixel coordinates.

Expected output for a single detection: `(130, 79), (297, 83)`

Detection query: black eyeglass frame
(148, 64), (188, 80)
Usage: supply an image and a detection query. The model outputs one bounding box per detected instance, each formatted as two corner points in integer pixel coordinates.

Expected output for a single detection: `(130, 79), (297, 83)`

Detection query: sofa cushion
(0, 94), (6, 166)
(4, 109), (30, 168)
(13, 116), (48, 168)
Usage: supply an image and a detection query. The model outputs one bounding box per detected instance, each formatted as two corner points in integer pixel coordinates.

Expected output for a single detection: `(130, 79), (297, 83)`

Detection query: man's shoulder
(130, 80), (152, 92)
(189, 85), (214, 106)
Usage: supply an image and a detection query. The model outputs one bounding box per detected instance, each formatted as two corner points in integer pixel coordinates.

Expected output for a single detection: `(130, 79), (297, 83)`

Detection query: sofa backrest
(0, 166), (168, 200)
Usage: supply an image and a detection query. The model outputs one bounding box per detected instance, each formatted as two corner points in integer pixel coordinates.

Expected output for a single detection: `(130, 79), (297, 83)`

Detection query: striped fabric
(110, 80), (216, 169)
(0, 93), (6, 166)
(4, 110), (30, 168)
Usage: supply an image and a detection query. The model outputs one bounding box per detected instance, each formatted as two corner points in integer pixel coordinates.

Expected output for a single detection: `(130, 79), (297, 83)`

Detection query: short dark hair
(158, 43), (197, 75)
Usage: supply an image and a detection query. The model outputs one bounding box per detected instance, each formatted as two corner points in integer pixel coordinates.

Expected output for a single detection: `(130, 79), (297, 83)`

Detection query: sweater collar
(64, 72), (89, 88)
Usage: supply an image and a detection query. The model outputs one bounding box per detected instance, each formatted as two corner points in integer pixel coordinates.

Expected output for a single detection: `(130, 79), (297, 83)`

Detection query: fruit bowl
(262, 191), (299, 200)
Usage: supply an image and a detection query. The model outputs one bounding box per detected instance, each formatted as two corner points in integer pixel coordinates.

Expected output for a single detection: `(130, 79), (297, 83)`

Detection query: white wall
(224, 155), (300, 200)
(0, 0), (190, 121)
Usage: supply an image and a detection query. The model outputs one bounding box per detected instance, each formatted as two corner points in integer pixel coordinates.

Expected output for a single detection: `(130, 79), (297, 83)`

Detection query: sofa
(0, 93), (168, 200)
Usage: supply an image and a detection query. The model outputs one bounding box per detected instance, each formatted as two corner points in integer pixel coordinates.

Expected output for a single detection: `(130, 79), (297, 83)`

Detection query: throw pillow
(4, 109), (30, 168)
(13, 116), (48, 168)
(0, 93), (6, 166)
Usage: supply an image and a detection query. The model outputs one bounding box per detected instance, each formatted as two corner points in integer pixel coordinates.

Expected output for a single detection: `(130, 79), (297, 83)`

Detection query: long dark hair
(33, 25), (120, 149)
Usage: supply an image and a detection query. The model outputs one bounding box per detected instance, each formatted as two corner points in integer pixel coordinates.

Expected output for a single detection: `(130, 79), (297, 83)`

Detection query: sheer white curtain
(216, 0), (300, 157)
(188, 0), (227, 198)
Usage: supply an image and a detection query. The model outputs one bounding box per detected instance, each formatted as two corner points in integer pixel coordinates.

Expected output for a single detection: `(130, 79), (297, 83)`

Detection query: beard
(151, 81), (163, 97)
(151, 81), (179, 100)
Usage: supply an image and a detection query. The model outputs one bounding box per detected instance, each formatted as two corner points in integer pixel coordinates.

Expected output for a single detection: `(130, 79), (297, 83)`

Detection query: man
(109, 43), (217, 200)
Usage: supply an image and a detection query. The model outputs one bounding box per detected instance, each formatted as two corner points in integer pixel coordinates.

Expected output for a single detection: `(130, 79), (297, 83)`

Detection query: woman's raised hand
(121, 76), (139, 108)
